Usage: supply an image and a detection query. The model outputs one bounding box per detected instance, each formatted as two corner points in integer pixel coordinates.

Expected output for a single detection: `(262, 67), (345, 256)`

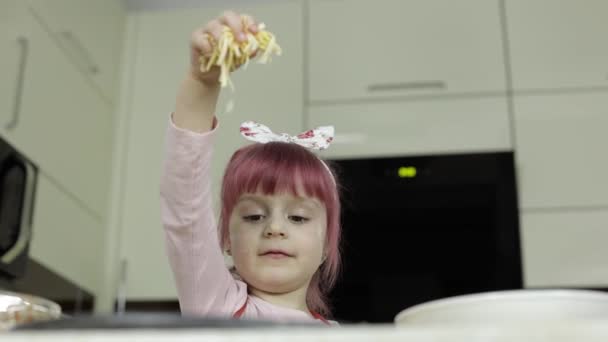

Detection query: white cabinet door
(6, 7), (114, 219)
(26, 0), (126, 104)
(308, 0), (507, 103)
(506, 0), (608, 90)
(521, 210), (608, 287)
(29, 174), (104, 295)
(515, 92), (608, 209)
(0, 0), (23, 137)
(309, 97), (512, 159)
(118, 1), (303, 299)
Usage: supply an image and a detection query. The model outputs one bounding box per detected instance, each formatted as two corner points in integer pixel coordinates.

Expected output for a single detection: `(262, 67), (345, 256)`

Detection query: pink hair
(218, 142), (342, 318)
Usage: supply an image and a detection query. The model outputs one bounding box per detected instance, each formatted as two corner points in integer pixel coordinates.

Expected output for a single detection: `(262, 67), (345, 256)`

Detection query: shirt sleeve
(160, 114), (247, 317)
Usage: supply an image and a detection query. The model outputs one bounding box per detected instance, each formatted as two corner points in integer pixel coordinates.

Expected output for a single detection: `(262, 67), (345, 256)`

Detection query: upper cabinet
(506, 0), (608, 91)
(307, 0), (507, 103)
(0, 1), (22, 131)
(1, 3), (115, 218)
(310, 96), (512, 159)
(26, 0), (126, 104)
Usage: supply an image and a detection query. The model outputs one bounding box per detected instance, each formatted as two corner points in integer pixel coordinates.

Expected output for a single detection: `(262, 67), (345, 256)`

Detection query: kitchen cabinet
(309, 96), (512, 159)
(26, 0), (126, 104)
(115, 1), (304, 299)
(506, 0), (608, 91)
(521, 209), (608, 287)
(514, 92), (608, 209)
(29, 174), (104, 295)
(308, 0), (507, 103)
(2, 5), (114, 219)
(0, 1), (23, 135)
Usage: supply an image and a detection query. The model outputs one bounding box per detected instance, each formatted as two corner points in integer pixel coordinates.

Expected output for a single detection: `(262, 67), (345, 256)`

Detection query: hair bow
(239, 121), (334, 151)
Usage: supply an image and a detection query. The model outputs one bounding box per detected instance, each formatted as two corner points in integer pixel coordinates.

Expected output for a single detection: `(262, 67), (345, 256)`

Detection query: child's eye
(289, 216), (309, 224)
(243, 215), (264, 222)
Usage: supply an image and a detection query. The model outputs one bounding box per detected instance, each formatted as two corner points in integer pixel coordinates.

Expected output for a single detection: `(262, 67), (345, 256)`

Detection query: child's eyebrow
(292, 197), (322, 209)
(237, 194), (265, 204)
(238, 194), (322, 209)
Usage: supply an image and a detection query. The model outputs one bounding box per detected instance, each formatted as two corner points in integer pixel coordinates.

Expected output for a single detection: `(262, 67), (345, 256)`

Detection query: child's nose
(264, 221), (286, 237)
(264, 230), (285, 237)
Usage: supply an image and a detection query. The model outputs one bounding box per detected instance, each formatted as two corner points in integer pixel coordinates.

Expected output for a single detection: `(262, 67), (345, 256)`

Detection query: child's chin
(255, 271), (301, 292)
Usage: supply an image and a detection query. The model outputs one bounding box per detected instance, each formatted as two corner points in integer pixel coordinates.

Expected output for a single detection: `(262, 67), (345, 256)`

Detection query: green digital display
(398, 166), (417, 178)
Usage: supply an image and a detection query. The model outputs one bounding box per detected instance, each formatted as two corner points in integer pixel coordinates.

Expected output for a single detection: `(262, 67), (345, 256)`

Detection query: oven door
(0, 149), (37, 279)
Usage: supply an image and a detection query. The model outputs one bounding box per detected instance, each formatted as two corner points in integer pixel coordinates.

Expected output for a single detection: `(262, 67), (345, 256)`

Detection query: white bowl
(395, 289), (608, 325)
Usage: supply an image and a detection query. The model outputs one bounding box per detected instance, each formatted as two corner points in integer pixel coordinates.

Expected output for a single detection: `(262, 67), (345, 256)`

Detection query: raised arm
(159, 11), (259, 316)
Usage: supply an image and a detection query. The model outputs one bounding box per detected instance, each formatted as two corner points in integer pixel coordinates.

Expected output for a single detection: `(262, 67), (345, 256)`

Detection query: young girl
(160, 11), (342, 325)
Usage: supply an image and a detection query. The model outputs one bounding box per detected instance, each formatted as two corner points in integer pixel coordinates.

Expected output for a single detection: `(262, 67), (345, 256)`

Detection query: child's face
(228, 186), (327, 295)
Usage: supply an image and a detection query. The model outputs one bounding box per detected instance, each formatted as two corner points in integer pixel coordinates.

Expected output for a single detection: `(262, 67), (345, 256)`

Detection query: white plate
(395, 289), (608, 325)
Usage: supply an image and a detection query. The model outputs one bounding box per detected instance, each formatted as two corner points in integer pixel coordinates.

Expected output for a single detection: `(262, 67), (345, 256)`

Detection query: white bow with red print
(239, 121), (334, 151)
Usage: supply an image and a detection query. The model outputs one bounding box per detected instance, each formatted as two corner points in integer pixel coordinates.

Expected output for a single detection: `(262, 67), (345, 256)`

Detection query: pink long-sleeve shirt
(160, 116), (334, 325)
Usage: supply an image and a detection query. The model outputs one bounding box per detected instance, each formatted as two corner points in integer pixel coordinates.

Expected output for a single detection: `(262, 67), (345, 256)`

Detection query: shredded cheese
(199, 18), (282, 91)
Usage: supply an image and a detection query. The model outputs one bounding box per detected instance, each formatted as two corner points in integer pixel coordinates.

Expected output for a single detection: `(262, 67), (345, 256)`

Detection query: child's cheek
(230, 225), (259, 253)
(319, 224), (327, 238)
(312, 220), (327, 241)
(300, 223), (326, 255)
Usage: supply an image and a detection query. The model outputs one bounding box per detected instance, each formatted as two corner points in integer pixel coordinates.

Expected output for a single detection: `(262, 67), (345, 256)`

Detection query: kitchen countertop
(3, 320), (608, 341)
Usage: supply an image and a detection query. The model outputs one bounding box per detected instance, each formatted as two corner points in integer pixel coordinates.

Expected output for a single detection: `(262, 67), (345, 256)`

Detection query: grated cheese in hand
(199, 18), (282, 92)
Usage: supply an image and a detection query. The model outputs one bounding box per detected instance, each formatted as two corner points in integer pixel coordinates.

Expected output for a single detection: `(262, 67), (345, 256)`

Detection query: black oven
(329, 151), (522, 323)
(0, 137), (37, 279)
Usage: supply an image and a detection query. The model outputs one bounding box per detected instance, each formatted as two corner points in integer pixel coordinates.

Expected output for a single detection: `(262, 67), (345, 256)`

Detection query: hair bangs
(225, 142), (334, 204)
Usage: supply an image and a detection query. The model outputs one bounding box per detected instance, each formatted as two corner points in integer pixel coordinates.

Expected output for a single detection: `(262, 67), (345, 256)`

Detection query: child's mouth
(260, 250), (293, 258)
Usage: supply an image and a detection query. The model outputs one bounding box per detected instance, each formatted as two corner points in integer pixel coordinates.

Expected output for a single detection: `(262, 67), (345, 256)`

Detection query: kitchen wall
(3, 0), (606, 314)
(0, 0), (126, 312)
(100, 0), (608, 313)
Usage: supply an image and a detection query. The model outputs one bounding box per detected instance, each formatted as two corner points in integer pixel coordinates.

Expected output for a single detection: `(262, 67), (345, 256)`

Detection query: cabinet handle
(60, 31), (100, 75)
(7, 37), (29, 131)
(367, 81), (446, 92)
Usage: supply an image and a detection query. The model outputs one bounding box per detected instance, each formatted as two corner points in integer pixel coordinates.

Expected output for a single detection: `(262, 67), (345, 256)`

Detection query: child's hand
(189, 10), (260, 85)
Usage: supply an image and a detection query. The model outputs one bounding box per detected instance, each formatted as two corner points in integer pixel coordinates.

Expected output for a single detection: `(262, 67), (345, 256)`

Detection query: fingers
(191, 28), (212, 57)
(241, 14), (259, 34)
(220, 10), (247, 42)
(204, 19), (224, 43)
(192, 11), (260, 58)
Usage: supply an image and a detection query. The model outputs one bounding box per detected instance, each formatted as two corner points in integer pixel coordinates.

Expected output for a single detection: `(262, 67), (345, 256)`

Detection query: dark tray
(15, 313), (315, 330)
